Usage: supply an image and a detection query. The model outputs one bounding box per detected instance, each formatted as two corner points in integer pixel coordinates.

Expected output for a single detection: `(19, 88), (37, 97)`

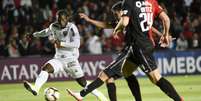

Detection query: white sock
(87, 81), (108, 101)
(34, 71), (49, 92)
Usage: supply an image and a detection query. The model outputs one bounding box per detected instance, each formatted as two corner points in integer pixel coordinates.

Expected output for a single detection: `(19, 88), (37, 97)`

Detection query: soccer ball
(44, 87), (60, 101)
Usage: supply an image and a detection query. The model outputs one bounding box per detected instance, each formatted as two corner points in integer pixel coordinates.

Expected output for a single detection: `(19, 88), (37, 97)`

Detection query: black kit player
(78, 2), (164, 101)
(66, 1), (177, 101)
(112, 0), (184, 101)
(78, 1), (142, 101)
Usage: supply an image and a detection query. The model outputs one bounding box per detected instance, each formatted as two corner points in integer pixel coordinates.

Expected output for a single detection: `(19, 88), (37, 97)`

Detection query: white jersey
(33, 22), (80, 59)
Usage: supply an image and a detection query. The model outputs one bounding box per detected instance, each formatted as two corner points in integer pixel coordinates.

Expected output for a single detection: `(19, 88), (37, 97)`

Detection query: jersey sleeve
(60, 24), (80, 48)
(122, 0), (132, 17)
(153, 0), (163, 18)
(33, 28), (51, 37)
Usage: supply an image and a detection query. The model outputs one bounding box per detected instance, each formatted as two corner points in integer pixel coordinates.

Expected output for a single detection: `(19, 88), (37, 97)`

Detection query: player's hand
(159, 34), (174, 48)
(79, 13), (90, 21)
(54, 40), (62, 48)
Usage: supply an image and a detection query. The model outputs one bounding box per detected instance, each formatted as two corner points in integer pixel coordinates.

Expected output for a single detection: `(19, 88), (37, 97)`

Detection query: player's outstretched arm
(33, 28), (50, 37)
(79, 13), (111, 28)
(113, 16), (129, 37)
(158, 11), (171, 47)
(159, 12), (170, 36)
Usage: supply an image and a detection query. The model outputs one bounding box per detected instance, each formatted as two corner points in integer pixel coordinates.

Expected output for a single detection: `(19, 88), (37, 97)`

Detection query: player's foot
(66, 89), (83, 101)
(23, 81), (38, 96)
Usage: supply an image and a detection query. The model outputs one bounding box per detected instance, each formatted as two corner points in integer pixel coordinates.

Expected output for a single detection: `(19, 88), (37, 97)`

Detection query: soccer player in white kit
(23, 10), (108, 101)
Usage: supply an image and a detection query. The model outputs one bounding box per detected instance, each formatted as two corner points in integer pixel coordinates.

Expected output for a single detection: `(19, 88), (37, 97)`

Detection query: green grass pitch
(0, 75), (201, 101)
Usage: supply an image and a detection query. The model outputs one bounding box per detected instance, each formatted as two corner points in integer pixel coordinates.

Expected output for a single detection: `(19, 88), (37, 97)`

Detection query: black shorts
(103, 46), (131, 79)
(104, 44), (157, 78)
(127, 45), (157, 74)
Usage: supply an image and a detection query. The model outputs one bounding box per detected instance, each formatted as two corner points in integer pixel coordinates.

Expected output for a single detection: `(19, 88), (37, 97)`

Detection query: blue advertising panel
(154, 50), (201, 76)
(134, 50), (201, 76)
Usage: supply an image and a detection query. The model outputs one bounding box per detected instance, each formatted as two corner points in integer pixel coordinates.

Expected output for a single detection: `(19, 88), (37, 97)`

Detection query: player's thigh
(46, 58), (64, 73)
(64, 59), (84, 79)
(122, 60), (138, 77)
(103, 60), (123, 80)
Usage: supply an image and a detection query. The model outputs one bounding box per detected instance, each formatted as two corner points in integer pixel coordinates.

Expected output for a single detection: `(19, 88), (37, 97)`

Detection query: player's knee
(122, 67), (130, 77)
(123, 71), (133, 78)
(98, 71), (109, 82)
(42, 63), (54, 73)
(106, 78), (114, 83)
(122, 61), (137, 78)
(148, 69), (162, 84)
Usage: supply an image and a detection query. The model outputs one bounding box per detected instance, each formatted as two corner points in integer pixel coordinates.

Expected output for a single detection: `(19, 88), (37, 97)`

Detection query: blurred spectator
(103, 28), (113, 38)
(18, 33), (30, 56)
(42, 5), (52, 21)
(2, 0), (15, 10)
(29, 38), (43, 55)
(7, 37), (20, 57)
(176, 33), (188, 51)
(20, 0), (32, 7)
(82, 1), (89, 16)
(184, 0), (193, 8)
(189, 33), (201, 49)
(171, 12), (183, 38)
(110, 32), (125, 52)
(86, 33), (102, 54)
(0, 0), (200, 57)
(0, 26), (7, 57)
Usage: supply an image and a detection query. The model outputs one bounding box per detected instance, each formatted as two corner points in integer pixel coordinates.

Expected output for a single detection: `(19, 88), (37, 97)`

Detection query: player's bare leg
(23, 63), (53, 96)
(148, 68), (183, 101)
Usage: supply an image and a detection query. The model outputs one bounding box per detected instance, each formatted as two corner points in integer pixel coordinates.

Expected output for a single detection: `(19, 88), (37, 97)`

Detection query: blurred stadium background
(0, 0), (201, 101)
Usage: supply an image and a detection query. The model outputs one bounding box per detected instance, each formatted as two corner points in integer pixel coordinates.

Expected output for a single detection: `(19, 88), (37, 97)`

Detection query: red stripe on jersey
(145, 0), (162, 47)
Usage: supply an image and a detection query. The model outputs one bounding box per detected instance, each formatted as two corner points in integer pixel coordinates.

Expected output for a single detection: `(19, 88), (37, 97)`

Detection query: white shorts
(46, 58), (84, 79)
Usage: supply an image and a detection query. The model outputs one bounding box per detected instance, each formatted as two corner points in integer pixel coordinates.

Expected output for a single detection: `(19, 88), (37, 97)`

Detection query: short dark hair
(111, 1), (122, 13)
(56, 9), (69, 22)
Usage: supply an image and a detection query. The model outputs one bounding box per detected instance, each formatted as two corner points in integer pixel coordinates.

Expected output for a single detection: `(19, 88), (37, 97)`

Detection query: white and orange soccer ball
(44, 87), (60, 101)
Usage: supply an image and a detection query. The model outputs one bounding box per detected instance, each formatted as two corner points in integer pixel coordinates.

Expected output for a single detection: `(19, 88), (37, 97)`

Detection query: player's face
(59, 15), (68, 27)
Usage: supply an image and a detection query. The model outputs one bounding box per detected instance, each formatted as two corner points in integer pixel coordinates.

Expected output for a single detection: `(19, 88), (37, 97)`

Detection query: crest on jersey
(63, 31), (68, 36)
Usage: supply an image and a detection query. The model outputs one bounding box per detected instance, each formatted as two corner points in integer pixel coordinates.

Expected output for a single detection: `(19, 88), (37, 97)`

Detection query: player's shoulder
(50, 22), (60, 30)
(67, 22), (78, 29)
(67, 22), (75, 27)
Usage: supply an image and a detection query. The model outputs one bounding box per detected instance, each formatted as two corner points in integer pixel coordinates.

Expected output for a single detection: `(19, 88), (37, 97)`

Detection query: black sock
(80, 78), (104, 97)
(75, 77), (87, 87)
(156, 77), (181, 101)
(106, 83), (117, 101)
(125, 75), (142, 101)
